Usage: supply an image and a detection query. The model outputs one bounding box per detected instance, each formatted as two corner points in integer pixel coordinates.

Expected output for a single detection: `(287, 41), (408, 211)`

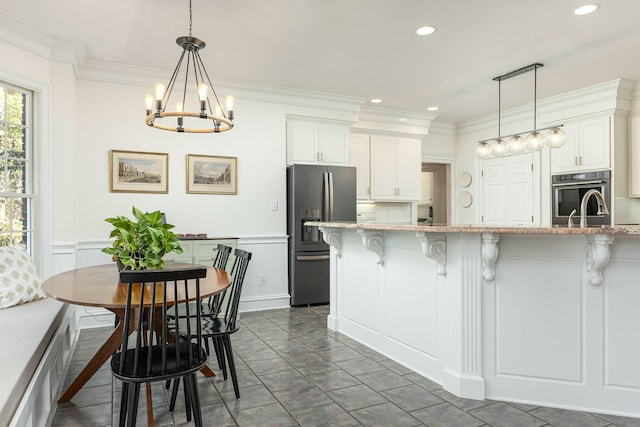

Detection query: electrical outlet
(259, 274), (267, 286)
(270, 200), (278, 211)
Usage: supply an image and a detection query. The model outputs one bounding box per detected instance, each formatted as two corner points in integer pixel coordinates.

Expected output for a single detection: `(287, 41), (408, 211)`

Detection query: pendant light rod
(497, 79), (501, 138)
(533, 64), (538, 131)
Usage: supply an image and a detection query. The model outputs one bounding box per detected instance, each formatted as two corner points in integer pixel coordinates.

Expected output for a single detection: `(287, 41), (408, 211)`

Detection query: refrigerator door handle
(328, 172), (334, 221)
(323, 172), (331, 221)
(296, 255), (331, 261)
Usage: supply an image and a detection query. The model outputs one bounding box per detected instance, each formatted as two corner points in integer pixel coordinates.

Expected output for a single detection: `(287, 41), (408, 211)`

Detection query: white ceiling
(2, 0), (640, 124)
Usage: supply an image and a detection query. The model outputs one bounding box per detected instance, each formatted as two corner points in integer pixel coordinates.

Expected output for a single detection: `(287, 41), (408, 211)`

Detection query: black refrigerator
(286, 164), (356, 306)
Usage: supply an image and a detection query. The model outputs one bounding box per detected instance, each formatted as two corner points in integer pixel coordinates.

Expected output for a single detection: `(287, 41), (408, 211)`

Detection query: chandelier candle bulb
(154, 83), (166, 108)
(145, 94), (153, 116)
(197, 83), (208, 101)
(225, 96), (235, 120)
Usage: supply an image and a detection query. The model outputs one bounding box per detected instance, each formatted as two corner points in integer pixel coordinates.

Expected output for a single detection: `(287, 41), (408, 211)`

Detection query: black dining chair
(169, 248), (252, 407)
(165, 244), (233, 320)
(164, 244), (232, 393)
(112, 267), (208, 427)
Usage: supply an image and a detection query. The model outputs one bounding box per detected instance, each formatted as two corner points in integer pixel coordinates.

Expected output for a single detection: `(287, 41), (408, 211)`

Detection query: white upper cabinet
(349, 133), (371, 200)
(551, 116), (610, 174)
(287, 118), (350, 165)
(370, 135), (421, 201)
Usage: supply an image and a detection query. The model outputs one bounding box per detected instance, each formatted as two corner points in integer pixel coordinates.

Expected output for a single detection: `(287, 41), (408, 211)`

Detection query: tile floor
(53, 305), (640, 427)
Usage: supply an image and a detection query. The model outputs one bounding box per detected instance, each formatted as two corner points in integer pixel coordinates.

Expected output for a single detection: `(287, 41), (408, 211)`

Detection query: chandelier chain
(188, 0), (193, 37)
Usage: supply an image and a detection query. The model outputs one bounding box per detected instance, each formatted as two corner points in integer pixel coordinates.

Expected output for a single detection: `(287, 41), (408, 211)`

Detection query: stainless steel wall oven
(551, 170), (611, 226)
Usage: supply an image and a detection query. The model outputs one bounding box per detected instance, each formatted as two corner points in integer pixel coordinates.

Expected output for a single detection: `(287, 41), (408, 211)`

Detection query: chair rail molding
(481, 233), (500, 281)
(319, 227), (343, 257)
(585, 234), (614, 286)
(357, 229), (385, 264)
(416, 232), (447, 276)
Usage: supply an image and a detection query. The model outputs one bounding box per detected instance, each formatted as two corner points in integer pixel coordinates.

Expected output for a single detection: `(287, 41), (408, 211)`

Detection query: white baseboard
(442, 368), (486, 400)
(239, 294), (290, 312)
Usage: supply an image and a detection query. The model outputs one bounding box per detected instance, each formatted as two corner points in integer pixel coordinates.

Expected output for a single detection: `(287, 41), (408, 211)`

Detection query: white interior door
(507, 154), (534, 225)
(482, 153), (534, 226)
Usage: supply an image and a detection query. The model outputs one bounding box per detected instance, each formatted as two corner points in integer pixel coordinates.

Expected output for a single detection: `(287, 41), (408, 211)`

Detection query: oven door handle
(552, 180), (605, 187)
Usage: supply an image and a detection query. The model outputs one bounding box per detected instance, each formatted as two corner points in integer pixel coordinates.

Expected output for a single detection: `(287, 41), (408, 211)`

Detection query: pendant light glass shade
(525, 131), (545, 151)
(491, 139), (508, 156)
(545, 127), (567, 148)
(507, 134), (525, 154)
(475, 142), (492, 159)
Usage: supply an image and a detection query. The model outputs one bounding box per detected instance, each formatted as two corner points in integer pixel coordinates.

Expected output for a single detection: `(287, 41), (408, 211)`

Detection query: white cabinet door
(395, 138), (421, 200)
(370, 135), (421, 201)
(630, 114), (640, 197)
(550, 116), (610, 173)
(319, 123), (349, 165)
(482, 153), (534, 226)
(287, 120), (318, 164)
(287, 119), (350, 165)
(349, 133), (371, 200)
(370, 135), (398, 200)
(550, 122), (580, 174)
(579, 116), (610, 171)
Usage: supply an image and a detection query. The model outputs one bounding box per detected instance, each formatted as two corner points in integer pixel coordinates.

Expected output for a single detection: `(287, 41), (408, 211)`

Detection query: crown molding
(0, 11), (53, 59)
(78, 58), (366, 116)
(352, 105), (437, 136)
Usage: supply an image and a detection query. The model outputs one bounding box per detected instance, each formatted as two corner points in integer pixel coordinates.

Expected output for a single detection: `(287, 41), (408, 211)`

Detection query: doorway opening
(420, 163), (450, 225)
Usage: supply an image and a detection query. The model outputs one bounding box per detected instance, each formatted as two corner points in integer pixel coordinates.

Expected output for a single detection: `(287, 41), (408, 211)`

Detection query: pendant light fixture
(476, 63), (566, 159)
(144, 0), (234, 133)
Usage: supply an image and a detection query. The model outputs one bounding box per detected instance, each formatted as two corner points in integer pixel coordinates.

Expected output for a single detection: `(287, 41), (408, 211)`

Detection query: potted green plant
(101, 206), (183, 270)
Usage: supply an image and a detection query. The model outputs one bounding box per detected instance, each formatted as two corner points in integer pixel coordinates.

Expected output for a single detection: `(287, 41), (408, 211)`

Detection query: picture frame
(186, 154), (237, 195)
(109, 150), (169, 194)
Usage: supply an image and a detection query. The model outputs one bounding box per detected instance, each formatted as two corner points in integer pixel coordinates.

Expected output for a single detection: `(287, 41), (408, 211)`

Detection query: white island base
(314, 223), (640, 418)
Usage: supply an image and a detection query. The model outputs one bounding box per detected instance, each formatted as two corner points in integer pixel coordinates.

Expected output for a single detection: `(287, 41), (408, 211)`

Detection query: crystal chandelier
(476, 63), (565, 159)
(145, 0), (234, 133)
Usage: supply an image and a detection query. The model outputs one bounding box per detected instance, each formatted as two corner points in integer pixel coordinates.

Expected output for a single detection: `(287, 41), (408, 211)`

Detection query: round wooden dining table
(43, 262), (231, 406)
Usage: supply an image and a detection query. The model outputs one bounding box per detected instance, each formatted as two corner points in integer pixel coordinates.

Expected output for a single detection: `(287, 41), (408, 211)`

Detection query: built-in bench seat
(0, 298), (76, 427)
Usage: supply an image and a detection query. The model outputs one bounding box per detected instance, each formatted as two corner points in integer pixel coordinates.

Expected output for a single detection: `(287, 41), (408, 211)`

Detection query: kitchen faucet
(576, 189), (609, 228)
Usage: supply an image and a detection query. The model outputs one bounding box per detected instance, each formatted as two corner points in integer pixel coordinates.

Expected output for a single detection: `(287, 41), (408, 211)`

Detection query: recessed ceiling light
(398, 118), (407, 122)
(574, 4), (599, 15)
(416, 26), (436, 36)
(427, 106), (439, 111)
(370, 98), (382, 104)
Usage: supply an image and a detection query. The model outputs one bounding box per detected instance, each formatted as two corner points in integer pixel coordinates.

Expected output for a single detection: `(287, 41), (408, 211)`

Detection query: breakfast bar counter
(307, 221), (640, 418)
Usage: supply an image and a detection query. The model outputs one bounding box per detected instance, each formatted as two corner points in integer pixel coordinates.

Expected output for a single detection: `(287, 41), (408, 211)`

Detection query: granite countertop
(305, 221), (640, 235)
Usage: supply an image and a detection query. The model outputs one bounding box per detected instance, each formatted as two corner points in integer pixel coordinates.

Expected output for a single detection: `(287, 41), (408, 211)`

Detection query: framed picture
(186, 154), (237, 195)
(109, 150), (169, 194)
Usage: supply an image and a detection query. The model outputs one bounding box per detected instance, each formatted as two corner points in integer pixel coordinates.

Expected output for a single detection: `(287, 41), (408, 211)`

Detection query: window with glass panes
(0, 82), (32, 251)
